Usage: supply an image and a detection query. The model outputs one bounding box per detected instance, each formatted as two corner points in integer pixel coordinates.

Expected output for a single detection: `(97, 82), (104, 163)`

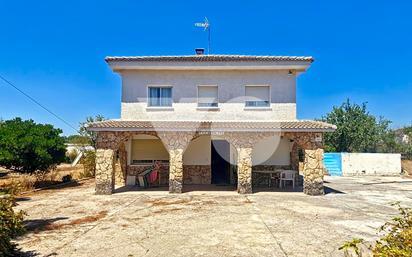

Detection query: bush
(0, 118), (66, 174)
(0, 176), (35, 195)
(0, 195), (26, 257)
(80, 151), (96, 178)
(340, 202), (412, 257)
(65, 150), (78, 164)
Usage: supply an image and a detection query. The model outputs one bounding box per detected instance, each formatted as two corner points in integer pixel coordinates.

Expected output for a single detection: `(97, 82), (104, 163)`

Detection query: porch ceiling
(86, 120), (336, 133)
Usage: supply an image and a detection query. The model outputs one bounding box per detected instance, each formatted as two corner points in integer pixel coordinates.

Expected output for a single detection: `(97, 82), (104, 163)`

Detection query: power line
(0, 74), (80, 133)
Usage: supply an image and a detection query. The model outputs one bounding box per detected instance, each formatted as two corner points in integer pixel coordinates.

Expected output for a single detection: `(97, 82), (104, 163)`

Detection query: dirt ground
(14, 175), (412, 257)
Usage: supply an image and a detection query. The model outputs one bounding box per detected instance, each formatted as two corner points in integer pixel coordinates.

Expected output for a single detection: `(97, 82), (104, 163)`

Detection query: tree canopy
(0, 118), (66, 173)
(321, 100), (397, 153)
(79, 115), (105, 148)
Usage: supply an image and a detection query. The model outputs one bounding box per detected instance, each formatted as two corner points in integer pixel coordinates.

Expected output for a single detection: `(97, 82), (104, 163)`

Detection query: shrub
(340, 202), (412, 257)
(65, 150), (78, 163)
(80, 151), (96, 178)
(0, 195), (26, 257)
(0, 118), (66, 174)
(0, 176), (35, 195)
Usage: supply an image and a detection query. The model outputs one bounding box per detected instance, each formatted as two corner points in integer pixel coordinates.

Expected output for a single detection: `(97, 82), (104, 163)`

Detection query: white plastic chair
(279, 170), (296, 189)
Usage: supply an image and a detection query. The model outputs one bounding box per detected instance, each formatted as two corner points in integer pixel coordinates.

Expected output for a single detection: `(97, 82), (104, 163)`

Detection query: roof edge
(104, 55), (315, 63)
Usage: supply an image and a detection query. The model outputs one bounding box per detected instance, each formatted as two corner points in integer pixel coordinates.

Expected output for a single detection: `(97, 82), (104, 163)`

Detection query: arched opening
(251, 134), (302, 192)
(178, 135), (238, 192)
(119, 133), (169, 191)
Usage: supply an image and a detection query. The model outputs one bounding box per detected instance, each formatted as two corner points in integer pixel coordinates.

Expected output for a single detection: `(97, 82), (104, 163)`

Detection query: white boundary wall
(342, 153), (401, 176)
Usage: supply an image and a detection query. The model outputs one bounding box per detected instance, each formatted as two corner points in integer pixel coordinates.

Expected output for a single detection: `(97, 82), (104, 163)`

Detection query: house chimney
(195, 48), (205, 55)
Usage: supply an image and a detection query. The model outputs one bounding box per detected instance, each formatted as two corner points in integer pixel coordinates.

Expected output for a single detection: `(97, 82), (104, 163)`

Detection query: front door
(211, 140), (231, 184)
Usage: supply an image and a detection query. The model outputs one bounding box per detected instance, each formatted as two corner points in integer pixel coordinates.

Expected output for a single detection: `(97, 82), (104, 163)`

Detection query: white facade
(119, 69), (298, 121)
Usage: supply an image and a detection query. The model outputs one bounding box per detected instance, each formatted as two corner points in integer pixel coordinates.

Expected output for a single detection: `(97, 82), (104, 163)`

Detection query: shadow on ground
(324, 186), (345, 194)
(15, 196), (32, 202)
(114, 185), (169, 193)
(24, 217), (69, 233)
(33, 180), (81, 191)
(13, 249), (39, 257)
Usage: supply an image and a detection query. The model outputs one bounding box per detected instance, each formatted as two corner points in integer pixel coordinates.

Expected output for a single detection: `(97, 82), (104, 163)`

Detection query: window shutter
(245, 86), (270, 102)
(198, 86), (218, 106)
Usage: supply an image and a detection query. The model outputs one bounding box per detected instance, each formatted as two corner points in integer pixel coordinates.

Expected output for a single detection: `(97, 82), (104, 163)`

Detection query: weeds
(340, 202), (412, 257)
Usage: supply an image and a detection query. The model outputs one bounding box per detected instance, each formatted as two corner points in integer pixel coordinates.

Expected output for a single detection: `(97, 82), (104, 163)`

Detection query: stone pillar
(237, 147), (253, 194)
(95, 149), (116, 195)
(169, 148), (184, 193)
(284, 132), (325, 196)
(158, 132), (194, 194)
(303, 148), (324, 195)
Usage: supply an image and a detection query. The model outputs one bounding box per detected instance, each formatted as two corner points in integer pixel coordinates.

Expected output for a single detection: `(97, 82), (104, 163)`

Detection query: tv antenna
(194, 17), (211, 54)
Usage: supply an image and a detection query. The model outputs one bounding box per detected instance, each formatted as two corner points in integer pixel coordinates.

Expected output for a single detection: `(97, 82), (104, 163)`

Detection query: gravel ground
(14, 175), (412, 257)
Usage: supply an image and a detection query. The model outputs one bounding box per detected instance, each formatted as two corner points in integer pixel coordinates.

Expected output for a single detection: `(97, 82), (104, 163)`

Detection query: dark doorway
(211, 140), (231, 184)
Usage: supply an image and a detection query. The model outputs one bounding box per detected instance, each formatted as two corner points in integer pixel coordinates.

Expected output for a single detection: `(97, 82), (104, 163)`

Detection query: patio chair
(279, 170), (296, 189)
(268, 172), (280, 188)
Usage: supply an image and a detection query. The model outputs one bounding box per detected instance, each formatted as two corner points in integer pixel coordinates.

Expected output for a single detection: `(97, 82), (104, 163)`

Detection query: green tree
(79, 115), (105, 148)
(322, 100), (394, 153)
(0, 118), (66, 173)
(64, 134), (91, 145)
(399, 125), (412, 158)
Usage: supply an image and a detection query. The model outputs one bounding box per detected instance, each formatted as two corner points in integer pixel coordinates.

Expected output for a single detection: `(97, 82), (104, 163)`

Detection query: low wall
(127, 164), (211, 185)
(341, 153), (401, 176)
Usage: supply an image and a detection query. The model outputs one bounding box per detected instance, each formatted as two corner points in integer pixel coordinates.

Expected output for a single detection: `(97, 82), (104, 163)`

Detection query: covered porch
(87, 120), (335, 196)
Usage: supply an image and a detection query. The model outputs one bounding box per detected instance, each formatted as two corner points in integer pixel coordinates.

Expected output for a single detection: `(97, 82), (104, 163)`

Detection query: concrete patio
(15, 175), (412, 257)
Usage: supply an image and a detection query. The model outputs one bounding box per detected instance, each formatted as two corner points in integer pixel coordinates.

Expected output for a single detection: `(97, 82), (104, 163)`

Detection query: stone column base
(303, 179), (324, 195)
(95, 183), (115, 195)
(169, 180), (183, 193)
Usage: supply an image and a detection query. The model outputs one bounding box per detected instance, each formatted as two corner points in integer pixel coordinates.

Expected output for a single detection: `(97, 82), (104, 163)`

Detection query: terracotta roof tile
(87, 120), (335, 132)
(105, 55), (314, 63)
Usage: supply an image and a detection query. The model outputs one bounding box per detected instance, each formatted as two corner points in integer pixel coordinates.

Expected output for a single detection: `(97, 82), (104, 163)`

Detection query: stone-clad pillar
(158, 132), (194, 194)
(168, 148), (184, 193)
(284, 132), (324, 196)
(95, 148), (116, 195)
(237, 147), (253, 194)
(94, 131), (128, 195)
(303, 148), (324, 195)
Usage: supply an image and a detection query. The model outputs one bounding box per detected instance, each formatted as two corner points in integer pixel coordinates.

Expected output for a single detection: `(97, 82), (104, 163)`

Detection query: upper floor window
(197, 85), (218, 107)
(148, 87), (172, 107)
(245, 85), (270, 107)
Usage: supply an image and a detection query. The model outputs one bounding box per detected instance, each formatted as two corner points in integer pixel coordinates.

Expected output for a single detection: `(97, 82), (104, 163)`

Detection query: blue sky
(0, 0), (411, 135)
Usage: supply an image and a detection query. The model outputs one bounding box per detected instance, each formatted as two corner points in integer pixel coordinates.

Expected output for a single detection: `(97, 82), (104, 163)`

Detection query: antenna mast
(194, 17), (211, 54)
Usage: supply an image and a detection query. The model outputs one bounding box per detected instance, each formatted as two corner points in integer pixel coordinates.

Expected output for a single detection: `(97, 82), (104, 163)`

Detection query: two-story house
(87, 52), (336, 196)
